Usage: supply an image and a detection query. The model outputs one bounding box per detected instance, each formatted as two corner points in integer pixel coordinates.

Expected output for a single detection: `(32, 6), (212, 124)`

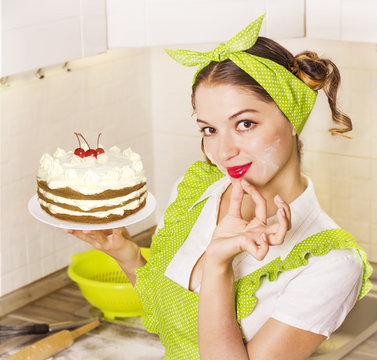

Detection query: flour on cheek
(251, 137), (281, 178)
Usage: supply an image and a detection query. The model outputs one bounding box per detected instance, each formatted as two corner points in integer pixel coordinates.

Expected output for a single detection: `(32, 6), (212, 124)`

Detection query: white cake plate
(28, 192), (156, 230)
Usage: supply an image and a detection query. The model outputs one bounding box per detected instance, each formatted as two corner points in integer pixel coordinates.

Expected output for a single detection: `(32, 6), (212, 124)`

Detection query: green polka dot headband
(165, 14), (317, 135)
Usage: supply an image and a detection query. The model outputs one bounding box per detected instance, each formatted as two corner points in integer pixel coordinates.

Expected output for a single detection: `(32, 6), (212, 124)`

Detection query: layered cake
(36, 134), (147, 223)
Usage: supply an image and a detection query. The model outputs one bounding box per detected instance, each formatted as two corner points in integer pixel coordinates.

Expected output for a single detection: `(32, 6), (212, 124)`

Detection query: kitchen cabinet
(1, 0), (107, 77)
(306, 0), (377, 43)
(107, 0), (305, 48)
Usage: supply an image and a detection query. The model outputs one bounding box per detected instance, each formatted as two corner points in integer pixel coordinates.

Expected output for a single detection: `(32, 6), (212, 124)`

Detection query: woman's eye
(200, 127), (216, 136)
(237, 120), (255, 131)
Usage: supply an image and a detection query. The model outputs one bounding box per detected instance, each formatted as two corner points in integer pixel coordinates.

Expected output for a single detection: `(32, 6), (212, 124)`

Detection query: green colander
(68, 247), (150, 320)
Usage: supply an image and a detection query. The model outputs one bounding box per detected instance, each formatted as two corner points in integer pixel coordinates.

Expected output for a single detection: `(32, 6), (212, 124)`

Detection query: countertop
(1, 282), (377, 359)
(0, 283), (164, 359)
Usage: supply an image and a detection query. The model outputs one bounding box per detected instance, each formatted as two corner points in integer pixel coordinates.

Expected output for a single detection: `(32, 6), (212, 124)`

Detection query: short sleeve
(272, 248), (363, 338)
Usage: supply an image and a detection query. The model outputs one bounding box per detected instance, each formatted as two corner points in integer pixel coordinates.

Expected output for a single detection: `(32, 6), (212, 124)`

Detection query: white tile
(26, 236), (43, 263)
(349, 158), (372, 180)
(371, 223), (377, 247)
(12, 266), (29, 291)
(28, 260), (44, 283)
(351, 179), (373, 202)
(1, 245), (13, 274)
(317, 195), (331, 214)
(349, 42), (377, 71)
(369, 245), (377, 263)
(331, 197), (353, 219)
(55, 248), (72, 270)
(1, 272), (14, 296)
(42, 255), (57, 276)
(371, 201), (377, 225)
(371, 159), (377, 181)
(330, 176), (352, 198)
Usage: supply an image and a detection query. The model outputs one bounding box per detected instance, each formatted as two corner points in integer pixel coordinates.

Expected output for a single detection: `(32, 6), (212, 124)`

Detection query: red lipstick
(226, 162), (252, 179)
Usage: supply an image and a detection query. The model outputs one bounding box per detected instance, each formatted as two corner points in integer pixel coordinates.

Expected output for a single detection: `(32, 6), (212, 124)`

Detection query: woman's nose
(217, 134), (239, 161)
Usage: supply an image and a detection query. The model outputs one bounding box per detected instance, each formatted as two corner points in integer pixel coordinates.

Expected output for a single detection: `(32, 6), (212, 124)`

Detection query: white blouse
(162, 175), (363, 340)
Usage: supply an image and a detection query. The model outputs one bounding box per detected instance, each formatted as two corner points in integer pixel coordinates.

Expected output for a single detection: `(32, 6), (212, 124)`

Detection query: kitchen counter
(0, 283), (164, 359)
(1, 282), (377, 359)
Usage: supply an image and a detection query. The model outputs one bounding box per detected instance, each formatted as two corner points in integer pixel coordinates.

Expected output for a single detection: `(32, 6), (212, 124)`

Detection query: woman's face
(194, 84), (297, 187)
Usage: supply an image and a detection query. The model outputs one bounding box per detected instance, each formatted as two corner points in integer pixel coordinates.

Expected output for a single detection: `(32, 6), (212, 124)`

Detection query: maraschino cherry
(96, 133), (105, 155)
(73, 132), (105, 158)
(74, 132), (85, 158)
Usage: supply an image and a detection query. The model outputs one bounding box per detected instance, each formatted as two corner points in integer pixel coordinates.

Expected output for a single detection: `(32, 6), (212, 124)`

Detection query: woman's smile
(226, 162), (252, 179)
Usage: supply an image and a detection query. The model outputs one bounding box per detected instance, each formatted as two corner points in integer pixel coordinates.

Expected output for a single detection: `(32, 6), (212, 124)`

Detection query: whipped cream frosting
(37, 146), (146, 195)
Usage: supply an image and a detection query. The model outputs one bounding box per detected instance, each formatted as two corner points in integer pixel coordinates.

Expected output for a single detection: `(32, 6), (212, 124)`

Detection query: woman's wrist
(203, 251), (234, 280)
(115, 245), (147, 286)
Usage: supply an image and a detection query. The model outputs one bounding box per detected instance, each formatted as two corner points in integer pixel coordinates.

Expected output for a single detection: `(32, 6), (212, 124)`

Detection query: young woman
(64, 15), (372, 360)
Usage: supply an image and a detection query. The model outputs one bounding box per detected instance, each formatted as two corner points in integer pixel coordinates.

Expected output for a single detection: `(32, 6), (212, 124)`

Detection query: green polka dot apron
(135, 161), (372, 360)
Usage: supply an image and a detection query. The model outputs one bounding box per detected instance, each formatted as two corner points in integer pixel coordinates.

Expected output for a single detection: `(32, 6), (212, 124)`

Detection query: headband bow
(165, 14), (317, 135)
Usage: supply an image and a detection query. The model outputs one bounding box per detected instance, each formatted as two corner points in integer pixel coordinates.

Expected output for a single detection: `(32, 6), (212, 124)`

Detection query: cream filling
(38, 185), (147, 211)
(39, 192), (147, 218)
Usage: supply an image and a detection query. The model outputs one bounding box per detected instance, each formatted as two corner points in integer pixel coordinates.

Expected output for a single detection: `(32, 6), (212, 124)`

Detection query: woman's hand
(206, 179), (291, 267)
(63, 227), (145, 283)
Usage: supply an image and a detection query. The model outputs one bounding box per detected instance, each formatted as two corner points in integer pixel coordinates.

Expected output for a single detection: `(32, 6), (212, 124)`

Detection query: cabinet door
(106, 0), (305, 48)
(1, 0), (82, 76)
(306, 0), (341, 40)
(341, 0), (377, 43)
(1, 0), (107, 77)
(265, 0), (305, 39)
(146, 0), (266, 46)
(306, 0), (377, 43)
(81, 0), (107, 57)
(106, 0), (147, 48)
(146, 0), (304, 46)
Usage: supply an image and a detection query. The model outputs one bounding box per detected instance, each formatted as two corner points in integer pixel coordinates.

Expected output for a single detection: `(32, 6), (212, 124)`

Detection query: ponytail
(292, 51), (352, 138)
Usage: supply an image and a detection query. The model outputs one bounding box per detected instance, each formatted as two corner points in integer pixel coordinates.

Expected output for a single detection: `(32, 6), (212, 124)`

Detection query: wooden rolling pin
(7, 320), (100, 360)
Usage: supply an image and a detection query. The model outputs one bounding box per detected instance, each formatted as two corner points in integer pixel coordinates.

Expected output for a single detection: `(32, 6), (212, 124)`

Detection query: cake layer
(37, 180), (146, 200)
(37, 187), (147, 212)
(38, 192), (147, 223)
(38, 185), (147, 211)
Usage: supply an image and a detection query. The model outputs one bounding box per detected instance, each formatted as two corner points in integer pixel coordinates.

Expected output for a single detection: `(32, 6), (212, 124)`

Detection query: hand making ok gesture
(206, 179), (292, 268)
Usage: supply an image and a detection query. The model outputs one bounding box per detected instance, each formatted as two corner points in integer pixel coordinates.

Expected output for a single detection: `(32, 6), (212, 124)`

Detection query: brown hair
(192, 37), (352, 141)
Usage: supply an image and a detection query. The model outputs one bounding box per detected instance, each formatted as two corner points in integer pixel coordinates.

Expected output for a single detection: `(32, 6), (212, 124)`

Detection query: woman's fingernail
(82, 230), (91, 234)
(261, 233), (267, 242)
(62, 229), (72, 234)
(279, 208), (285, 217)
(275, 194), (284, 203)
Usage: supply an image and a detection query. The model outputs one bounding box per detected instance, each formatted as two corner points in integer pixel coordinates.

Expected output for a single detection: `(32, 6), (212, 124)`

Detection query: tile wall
(1, 37), (376, 296)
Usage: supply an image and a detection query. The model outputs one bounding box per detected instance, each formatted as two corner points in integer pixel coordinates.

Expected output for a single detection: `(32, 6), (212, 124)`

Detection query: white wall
(1, 38), (376, 296)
